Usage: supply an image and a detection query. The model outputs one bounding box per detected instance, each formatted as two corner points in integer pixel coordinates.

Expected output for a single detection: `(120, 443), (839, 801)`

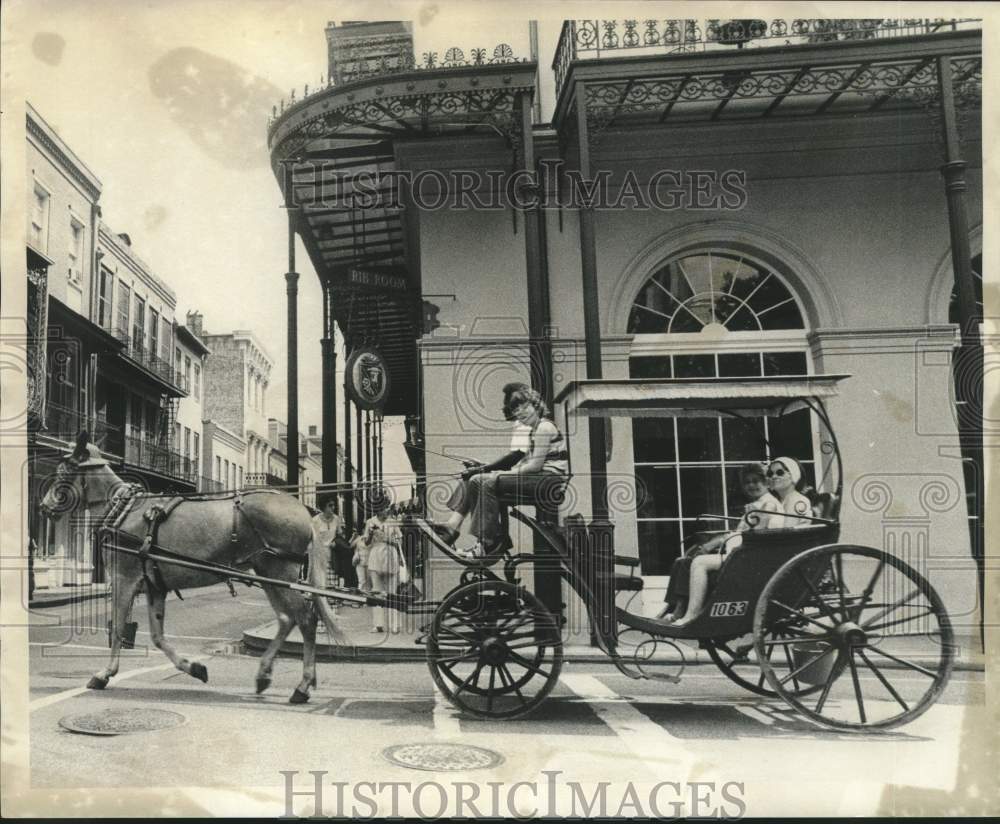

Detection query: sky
(5, 0), (574, 499)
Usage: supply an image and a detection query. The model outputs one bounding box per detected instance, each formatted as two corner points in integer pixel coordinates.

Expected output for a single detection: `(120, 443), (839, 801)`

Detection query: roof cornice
(26, 103), (102, 201)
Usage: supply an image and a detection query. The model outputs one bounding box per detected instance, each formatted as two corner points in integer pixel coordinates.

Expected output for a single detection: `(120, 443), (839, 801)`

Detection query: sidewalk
(28, 581), (228, 609)
(243, 606), (986, 672)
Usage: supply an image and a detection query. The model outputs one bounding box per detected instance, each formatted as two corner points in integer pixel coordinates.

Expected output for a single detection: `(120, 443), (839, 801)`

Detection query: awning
(554, 374), (851, 418)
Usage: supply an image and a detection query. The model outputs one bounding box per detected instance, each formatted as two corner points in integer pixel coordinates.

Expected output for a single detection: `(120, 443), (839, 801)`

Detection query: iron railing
(123, 434), (194, 482)
(245, 471), (286, 488)
(553, 18), (982, 99)
(39, 403), (123, 456)
(115, 326), (184, 390)
(268, 43), (528, 129)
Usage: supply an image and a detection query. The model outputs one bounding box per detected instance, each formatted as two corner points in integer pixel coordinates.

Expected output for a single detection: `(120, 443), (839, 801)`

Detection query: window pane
(673, 354), (715, 378)
(677, 417), (720, 462)
(631, 418), (675, 462)
(629, 356), (671, 379)
(768, 408), (813, 458)
(636, 520), (681, 576)
(763, 351), (808, 376)
(722, 416), (767, 461)
(635, 465), (678, 518)
(679, 466), (725, 519)
(718, 352), (761, 377)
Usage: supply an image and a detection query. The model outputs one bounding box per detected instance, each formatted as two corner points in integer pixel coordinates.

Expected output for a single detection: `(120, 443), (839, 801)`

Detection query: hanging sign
(332, 268), (409, 294)
(345, 347), (391, 410)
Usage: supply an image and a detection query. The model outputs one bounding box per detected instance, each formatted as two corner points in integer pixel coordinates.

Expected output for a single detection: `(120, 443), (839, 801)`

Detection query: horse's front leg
(88, 572), (143, 690)
(146, 586), (208, 683)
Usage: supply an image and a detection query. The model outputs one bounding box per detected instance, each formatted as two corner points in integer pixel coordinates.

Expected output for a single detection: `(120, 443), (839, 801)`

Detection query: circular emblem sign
(346, 347), (390, 410)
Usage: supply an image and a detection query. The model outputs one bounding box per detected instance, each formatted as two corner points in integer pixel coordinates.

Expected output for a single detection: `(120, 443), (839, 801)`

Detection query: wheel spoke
(769, 598), (833, 631)
(781, 638), (803, 691)
(437, 624), (478, 644)
(814, 651), (843, 714)
(847, 650), (867, 723)
(833, 552), (848, 619)
(857, 649), (909, 711)
(487, 666), (497, 712)
(864, 609), (938, 634)
(760, 633), (835, 647)
(454, 662), (485, 696)
(796, 568), (840, 623)
(435, 649), (481, 665)
(863, 645), (938, 678)
(507, 650), (551, 678)
(498, 663), (528, 706)
(779, 643), (834, 687)
(861, 588), (922, 630)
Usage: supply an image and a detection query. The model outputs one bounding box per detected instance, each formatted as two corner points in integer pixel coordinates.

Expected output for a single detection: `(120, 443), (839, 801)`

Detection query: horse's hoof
(87, 676), (108, 690)
(255, 676), (271, 694)
(189, 662), (209, 683)
(310, 674), (317, 688)
(289, 688), (310, 705)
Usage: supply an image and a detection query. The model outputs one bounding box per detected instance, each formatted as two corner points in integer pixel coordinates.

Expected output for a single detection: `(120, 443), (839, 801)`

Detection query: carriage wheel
(704, 630), (825, 699)
(755, 544), (955, 731)
(427, 579), (562, 719)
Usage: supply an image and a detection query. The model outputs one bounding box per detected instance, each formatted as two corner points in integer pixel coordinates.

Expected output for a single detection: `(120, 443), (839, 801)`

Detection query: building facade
(26, 103), (191, 587)
(196, 316), (273, 490)
(176, 321), (210, 490)
(269, 18), (984, 637)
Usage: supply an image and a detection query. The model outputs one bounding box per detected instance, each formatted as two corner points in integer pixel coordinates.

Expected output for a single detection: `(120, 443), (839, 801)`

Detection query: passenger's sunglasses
(766, 468), (788, 478)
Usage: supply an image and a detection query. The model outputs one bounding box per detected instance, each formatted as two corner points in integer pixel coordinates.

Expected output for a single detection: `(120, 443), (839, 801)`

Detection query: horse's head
(40, 431), (120, 520)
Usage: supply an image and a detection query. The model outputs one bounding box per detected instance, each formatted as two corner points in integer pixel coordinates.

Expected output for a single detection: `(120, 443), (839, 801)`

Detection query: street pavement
(22, 586), (990, 817)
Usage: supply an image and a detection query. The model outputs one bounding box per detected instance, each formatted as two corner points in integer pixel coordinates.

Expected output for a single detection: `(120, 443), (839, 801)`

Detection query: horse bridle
(57, 460), (113, 512)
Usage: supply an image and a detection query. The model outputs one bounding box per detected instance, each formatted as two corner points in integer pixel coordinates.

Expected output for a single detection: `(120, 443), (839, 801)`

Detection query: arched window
(627, 249), (814, 578)
(627, 251), (805, 334)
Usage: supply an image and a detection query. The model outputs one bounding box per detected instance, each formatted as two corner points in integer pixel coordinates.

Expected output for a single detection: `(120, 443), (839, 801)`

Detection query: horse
(39, 431), (346, 703)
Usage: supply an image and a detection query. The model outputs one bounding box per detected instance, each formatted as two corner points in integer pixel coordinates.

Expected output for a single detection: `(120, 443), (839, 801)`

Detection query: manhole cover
(382, 743), (504, 772)
(59, 708), (186, 736)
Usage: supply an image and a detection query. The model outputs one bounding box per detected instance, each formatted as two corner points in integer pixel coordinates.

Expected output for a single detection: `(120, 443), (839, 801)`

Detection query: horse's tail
(306, 538), (349, 645)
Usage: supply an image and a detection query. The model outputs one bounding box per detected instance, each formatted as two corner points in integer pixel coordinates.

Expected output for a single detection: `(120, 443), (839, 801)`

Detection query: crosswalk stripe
(560, 673), (694, 775)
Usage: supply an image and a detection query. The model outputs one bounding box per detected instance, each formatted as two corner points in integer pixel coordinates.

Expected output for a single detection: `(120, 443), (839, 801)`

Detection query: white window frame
(30, 180), (51, 253)
(67, 214), (85, 285)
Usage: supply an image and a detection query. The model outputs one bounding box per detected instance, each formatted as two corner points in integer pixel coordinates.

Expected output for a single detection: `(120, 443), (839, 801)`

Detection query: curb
(242, 623), (985, 672)
(29, 583), (230, 610)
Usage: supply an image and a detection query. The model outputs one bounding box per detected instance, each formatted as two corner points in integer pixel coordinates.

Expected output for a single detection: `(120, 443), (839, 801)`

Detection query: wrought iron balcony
(268, 43), (527, 130)
(115, 326), (184, 391)
(245, 471), (285, 488)
(123, 434), (194, 483)
(553, 18), (982, 99)
(37, 403), (123, 456)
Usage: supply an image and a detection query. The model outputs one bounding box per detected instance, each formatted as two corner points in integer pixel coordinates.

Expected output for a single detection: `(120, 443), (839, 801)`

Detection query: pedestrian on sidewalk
(363, 501), (402, 634)
(311, 497), (344, 616)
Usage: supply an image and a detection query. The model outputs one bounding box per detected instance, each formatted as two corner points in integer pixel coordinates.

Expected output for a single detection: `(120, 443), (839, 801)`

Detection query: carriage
(406, 373), (956, 731)
(53, 373), (954, 731)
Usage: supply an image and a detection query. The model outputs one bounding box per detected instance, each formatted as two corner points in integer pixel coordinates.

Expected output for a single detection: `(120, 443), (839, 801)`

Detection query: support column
(342, 340), (353, 532)
(576, 82), (609, 521)
(519, 90), (561, 622)
(321, 283), (339, 498)
(519, 91), (553, 404)
(937, 55), (983, 646)
(364, 411), (372, 493)
(285, 207), (300, 493)
(356, 404), (364, 519)
(377, 415), (384, 494)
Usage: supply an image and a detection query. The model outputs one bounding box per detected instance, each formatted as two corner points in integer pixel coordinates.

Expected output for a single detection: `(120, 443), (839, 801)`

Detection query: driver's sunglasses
(766, 468), (788, 478)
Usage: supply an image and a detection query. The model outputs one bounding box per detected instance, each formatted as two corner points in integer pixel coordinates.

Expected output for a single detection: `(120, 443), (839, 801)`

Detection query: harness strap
(139, 497), (186, 596)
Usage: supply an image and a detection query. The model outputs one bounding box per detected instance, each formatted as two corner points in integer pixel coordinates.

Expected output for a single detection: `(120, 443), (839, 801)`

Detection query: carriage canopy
(554, 374), (851, 419)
